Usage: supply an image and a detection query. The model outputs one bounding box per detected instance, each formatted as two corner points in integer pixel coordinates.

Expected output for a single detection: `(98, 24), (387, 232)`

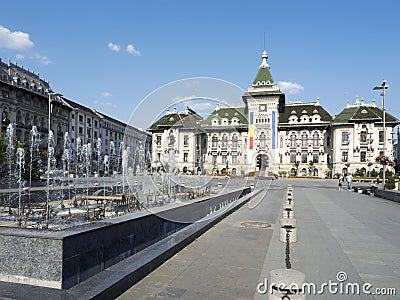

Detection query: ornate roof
(332, 104), (399, 125)
(246, 50), (283, 96)
(148, 107), (203, 131)
(203, 106), (248, 126)
(279, 102), (332, 123)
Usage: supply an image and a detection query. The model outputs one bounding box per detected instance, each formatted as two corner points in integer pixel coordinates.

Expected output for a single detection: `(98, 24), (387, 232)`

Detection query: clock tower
(242, 50), (285, 176)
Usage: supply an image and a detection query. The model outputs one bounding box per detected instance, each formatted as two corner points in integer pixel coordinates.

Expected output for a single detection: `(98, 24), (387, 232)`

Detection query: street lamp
(45, 88), (63, 227)
(373, 80), (388, 189)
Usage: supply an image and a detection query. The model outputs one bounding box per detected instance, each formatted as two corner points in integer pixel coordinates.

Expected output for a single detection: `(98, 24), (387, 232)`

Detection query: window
(212, 135), (218, 148)
(232, 134), (238, 148)
(183, 135), (189, 146)
(290, 133), (296, 148)
(71, 114), (74, 119)
(360, 131), (367, 143)
(342, 132), (349, 144)
(79, 127), (83, 134)
(290, 154), (296, 163)
(342, 151), (348, 162)
(260, 132), (266, 148)
(94, 120), (98, 127)
(301, 153), (307, 163)
(327, 136), (331, 147)
(222, 134), (228, 148)
(87, 128), (91, 138)
(301, 132), (308, 147)
(313, 154), (319, 163)
(156, 135), (161, 146)
(279, 153), (283, 164)
(183, 152), (188, 162)
(313, 132), (319, 147)
(232, 155), (237, 164)
(222, 155), (227, 163)
(379, 131), (384, 143)
(79, 115), (83, 122)
(94, 131), (98, 138)
(169, 131), (175, 146)
(379, 151), (384, 157)
(280, 137), (283, 148)
(360, 151), (366, 162)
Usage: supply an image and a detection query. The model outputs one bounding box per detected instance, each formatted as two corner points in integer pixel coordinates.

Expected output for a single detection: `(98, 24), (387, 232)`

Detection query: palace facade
(149, 51), (399, 178)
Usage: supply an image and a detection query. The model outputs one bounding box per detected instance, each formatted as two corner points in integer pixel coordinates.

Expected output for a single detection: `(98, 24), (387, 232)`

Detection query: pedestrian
(376, 175), (380, 184)
(338, 175), (343, 190)
(346, 172), (353, 191)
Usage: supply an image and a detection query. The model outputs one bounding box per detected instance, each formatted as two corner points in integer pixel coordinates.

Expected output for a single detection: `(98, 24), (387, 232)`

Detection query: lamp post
(45, 89), (62, 227)
(373, 80), (388, 189)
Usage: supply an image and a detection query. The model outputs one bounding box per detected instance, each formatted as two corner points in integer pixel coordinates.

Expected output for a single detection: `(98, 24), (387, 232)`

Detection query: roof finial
(316, 96), (320, 105)
(264, 32), (266, 51)
(355, 95), (360, 105)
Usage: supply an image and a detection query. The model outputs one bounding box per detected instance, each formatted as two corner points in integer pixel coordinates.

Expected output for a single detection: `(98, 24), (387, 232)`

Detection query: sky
(1, 0), (399, 131)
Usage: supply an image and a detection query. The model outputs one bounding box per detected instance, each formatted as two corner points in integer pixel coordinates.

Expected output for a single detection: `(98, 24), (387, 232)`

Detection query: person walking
(346, 172), (353, 191)
(338, 175), (343, 191)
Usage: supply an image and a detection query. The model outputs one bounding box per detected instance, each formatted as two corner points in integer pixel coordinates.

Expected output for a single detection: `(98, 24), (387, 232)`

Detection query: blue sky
(1, 0), (399, 131)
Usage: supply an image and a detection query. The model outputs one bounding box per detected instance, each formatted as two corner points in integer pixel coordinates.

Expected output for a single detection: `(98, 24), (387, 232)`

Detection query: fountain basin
(0, 187), (250, 289)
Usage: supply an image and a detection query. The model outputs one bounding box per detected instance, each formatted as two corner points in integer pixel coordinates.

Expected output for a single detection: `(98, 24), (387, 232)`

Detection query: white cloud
(93, 99), (117, 108)
(15, 54), (24, 60)
(0, 25), (34, 51)
(278, 81), (304, 94)
(34, 53), (51, 65)
(126, 44), (140, 56)
(101, 92), (112, 97)
(184, 101), (214, 111)
(108, 42), (120, 52)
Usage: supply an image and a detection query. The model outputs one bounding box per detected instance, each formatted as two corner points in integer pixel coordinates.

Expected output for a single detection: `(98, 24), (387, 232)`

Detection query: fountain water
(62, 132), (72, 206)
(75, 137), (81, 177)
(16, 148), (25, 226)
(109, 141), (115, 174)
(46, 130), (56, 227)
(6, 123), (14, 214)
(96, 138), (102, 177)
(29, 126), (41, 209)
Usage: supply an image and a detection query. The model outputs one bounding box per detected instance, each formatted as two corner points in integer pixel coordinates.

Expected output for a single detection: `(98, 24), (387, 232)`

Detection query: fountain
(46, 130), (55, 227)
(96, 137), (102, 178)
(29, 125), (41, 209)
(75, 136), (81, 177)
(6, 123), (14, 214)
(62, 132), (72, 206)
(16, 147), (25, 226)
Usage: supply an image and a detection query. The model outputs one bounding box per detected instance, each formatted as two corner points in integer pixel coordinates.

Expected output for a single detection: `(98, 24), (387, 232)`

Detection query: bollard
(268, 269), (306, 300)
(286, 197), (294, 207)
(280, 218), (297, 243)
(283, 206), (294, 218)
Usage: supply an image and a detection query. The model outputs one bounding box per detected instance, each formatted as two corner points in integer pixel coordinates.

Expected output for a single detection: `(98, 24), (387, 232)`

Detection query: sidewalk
(118, 180), (284, 299)
(256, 179), (400, 300)
(118, 179), (400, 299)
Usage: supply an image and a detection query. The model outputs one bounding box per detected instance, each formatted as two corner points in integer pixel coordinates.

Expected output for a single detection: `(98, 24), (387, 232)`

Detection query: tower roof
(246, 50), (282, 96)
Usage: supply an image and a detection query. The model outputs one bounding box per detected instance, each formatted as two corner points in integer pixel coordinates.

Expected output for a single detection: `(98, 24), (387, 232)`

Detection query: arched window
(290, 132), (296, 148)
(168, 131), (175, 146)
(232, 134), (238, 148)
(260, 132), (266, 148)
(212, 135), (218, 148)
(222, 134), (228, 148)
(301, 132), (308, 147)
(313, 131), (319, 146)
(280, 136), (284, 148)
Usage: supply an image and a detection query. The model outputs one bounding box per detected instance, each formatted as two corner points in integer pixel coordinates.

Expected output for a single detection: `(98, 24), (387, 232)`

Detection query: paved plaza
(118, 178), (400, 300)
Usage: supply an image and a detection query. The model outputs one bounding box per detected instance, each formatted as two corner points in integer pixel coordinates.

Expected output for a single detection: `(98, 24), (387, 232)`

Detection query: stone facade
(149, 51), (399, 177)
